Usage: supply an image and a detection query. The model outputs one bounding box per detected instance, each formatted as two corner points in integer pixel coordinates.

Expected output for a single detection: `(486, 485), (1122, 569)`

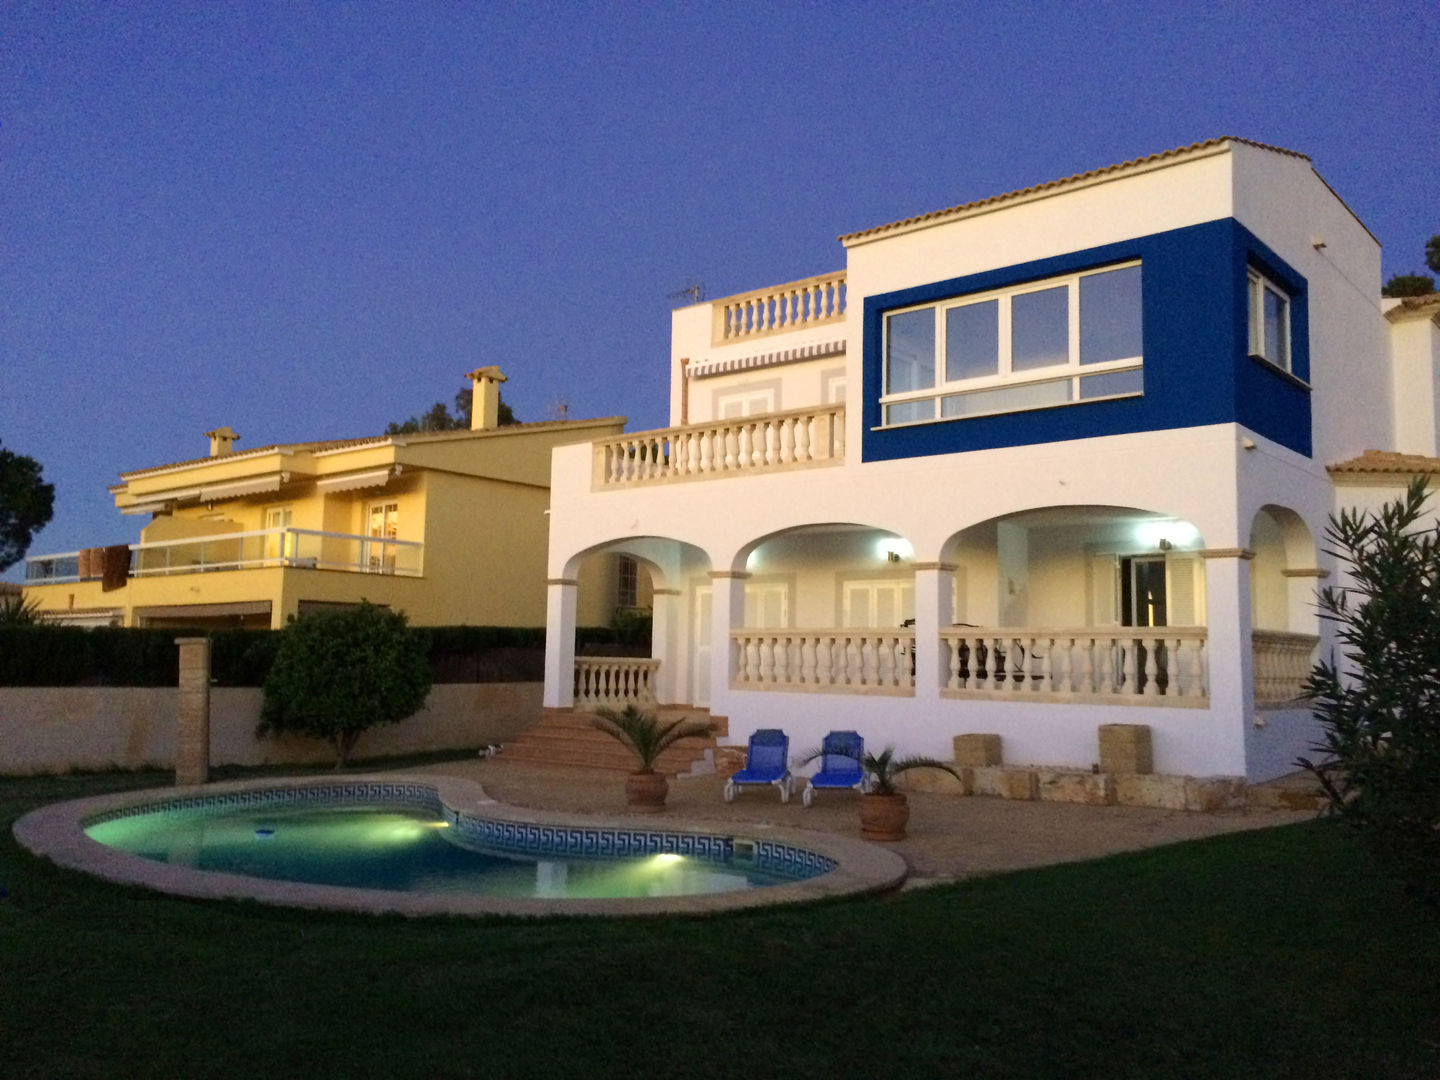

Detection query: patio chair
(723, 729), (792, 803)
(801, 730), (869, 808)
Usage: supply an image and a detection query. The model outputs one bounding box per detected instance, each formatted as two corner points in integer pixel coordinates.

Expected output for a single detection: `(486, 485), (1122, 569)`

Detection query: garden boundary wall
(0, 684), (540, 775)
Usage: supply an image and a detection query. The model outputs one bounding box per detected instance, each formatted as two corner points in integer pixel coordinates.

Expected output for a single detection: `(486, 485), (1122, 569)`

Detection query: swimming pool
(83, 783), (825, 899)
(15, 774), (907, 917)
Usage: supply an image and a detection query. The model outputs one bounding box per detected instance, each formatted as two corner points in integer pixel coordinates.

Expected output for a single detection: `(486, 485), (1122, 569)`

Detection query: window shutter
(1165, 553), (1204, 627)
(1089, 554), (1119, 626)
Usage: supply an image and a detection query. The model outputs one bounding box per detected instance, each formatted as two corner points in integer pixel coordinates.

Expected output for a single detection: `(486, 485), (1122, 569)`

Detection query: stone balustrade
(712, 270), (846, 344)
(592, 405), (844, 489)
(1251, 629), (1318, 705)
(940, 627), (1209, 704)
(574, 657), (659, 710)
(730, 629), (915, 695)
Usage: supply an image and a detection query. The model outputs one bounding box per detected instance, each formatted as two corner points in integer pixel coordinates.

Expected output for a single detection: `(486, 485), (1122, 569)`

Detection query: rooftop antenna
(668, 281), (705, 306)
(547, 395), (570, 421)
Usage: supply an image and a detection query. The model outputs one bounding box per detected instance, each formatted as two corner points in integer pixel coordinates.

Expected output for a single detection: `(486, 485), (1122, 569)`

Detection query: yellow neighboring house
(24, 369), (624, 630)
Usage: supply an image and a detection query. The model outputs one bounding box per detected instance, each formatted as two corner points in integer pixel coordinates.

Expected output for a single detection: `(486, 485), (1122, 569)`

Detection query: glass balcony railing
(25, 528), (424, 583)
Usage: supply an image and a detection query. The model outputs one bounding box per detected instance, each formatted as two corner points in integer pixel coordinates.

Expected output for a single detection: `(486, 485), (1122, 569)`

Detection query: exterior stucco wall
(0, 683), (540, 775)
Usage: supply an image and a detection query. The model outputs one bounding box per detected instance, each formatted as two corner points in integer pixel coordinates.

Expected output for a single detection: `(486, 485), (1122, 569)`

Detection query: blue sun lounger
(802, 730), (868, 807)
(723, 729), (792, 803)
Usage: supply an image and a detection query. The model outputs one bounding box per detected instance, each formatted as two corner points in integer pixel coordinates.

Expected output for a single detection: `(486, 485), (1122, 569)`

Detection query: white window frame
(1247, 268), (1291, 372)
(263, 506), (294, 562)
(880, 261), (1143, 426)
(365, 501), (400, 573)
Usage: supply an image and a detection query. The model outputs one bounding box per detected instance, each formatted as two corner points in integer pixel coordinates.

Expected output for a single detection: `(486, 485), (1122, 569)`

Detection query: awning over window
(314, 467), (395, 494)
(119, 474), (284, 514)
(197, 475), (284, 501)
(134, 601), (272, 619)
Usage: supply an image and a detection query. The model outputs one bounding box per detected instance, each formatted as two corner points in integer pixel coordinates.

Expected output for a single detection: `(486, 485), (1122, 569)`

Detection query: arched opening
(728, 523), (917, 692)
(943, 506), (1207, 630)
(554, 536), (712, 711)
(1248, 505), (1320, 706)
(937, 506), (1208, 699)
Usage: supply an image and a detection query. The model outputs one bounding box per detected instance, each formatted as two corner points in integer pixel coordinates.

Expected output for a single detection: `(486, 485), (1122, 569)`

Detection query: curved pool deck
(12, 773), (908, 919)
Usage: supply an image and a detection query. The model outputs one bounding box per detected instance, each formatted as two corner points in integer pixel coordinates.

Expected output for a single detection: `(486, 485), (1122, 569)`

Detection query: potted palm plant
(591, 706), (716, 813)
(801, 743), (961, 841)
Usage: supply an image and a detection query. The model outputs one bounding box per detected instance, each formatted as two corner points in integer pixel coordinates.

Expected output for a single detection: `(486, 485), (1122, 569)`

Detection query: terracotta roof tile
(838, 137), (1309, 245)
(1328, 449), (1440, 475)
(117, 417), (620, 482)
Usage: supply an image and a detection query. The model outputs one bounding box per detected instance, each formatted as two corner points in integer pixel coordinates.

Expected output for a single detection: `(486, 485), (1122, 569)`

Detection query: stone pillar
(175, 637), (211, 787)
(912, 561), (955, 696)
(542, 578), (578, 709)
(650, 588), (682, 705)
(708, 571), (750, 714)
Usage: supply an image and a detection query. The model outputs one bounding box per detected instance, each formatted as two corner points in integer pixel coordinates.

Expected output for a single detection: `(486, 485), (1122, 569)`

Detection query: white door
(842, 580), (914, 627)
(366, 501), (399, 572)
(691, 586), (712, 708)
(744, 582), (789, 628)
(263, 507), (293, 563)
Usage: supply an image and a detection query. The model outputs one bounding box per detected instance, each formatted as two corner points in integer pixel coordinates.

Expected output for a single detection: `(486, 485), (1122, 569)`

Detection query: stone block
(1098, 723), (1153, 774)
(1037, 769), (1116, 806)
(1184, 776), (1248, 812)
(897, 767), (968, 796)
(1114, 772), (1188, 810)
(1001, 768), (1039, 801)
(953, 733), (1002, 767)
(967, 766), (1008, 798)
(713, 745), (747, 779)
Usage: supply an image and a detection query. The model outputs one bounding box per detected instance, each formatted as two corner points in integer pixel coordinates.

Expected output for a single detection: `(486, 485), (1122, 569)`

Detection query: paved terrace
(416, 758), (1316, 883)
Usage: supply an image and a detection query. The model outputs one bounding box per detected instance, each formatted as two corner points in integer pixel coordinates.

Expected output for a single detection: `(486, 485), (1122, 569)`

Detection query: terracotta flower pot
(625, 770), (669, 813)
(858, 792), (910, 841)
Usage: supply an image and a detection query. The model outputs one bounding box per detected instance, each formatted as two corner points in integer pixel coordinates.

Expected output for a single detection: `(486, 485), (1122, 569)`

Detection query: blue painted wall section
(861, 218), (1311, 462)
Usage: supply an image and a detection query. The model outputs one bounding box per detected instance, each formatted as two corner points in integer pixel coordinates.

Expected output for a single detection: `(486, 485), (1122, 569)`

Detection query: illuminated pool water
(84, 801), (819, 899)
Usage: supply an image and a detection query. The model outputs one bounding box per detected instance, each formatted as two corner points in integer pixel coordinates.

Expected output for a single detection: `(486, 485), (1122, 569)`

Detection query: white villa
(537, 137), (1440, 786)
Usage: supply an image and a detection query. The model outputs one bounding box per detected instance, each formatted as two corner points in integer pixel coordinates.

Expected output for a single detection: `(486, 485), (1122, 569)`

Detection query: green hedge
(0, 624), (625, 687)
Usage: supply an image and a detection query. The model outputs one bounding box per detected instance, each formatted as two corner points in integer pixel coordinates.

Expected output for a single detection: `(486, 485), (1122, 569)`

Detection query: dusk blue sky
(4, 2), (1437, 579)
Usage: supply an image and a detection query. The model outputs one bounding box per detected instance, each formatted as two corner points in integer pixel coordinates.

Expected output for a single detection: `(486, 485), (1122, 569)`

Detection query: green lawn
(3, 767), (1438, 1080)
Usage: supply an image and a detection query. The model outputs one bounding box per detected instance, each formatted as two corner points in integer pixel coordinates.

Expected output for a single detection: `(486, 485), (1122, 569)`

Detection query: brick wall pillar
(175, 637), (211, 786)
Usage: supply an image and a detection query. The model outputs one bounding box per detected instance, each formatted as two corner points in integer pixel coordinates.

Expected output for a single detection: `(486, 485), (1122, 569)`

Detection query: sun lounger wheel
(802, 783), (814, 808)
(723, 779), (736, 803)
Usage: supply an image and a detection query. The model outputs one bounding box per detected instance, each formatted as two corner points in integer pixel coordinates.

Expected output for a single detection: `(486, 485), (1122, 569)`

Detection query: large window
(1247, 269), (1290, 372)
(882, 262), (1143, 426)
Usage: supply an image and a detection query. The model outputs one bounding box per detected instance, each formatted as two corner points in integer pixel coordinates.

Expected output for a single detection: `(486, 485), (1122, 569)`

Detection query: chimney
(205, 426), (240, 457)
(464, 366), (508, 431)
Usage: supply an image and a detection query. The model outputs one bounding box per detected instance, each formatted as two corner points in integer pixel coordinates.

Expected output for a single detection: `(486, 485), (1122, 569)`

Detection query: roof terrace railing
(592, 405), (845, 489)
(711, 270), (846, 346)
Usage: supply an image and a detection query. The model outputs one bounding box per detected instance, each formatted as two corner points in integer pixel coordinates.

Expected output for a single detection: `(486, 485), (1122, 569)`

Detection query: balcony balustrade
(579, 625), (1313, 711)
(730, 629), (915, 695)
(940, 627), (1209, 703)
(592, 405), (844, 489)
(574, 657), (659, 710)
(25, 527), (423, 584)
(712, 270), (846, 345)
(1251, 629), (1319, 705)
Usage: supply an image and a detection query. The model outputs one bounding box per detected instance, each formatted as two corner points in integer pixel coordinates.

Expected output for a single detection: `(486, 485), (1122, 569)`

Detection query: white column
(542, 577), (578, 709)
(1200, 548), (1254, 777)
(912, 561), (955, 698)
(708, 571), (749, 713)
(650, 588), (682, 706)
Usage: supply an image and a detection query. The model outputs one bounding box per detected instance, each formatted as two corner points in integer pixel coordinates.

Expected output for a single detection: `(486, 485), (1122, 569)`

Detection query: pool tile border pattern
(81, 780), (836, 879)
(14, 773), (904, 918)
